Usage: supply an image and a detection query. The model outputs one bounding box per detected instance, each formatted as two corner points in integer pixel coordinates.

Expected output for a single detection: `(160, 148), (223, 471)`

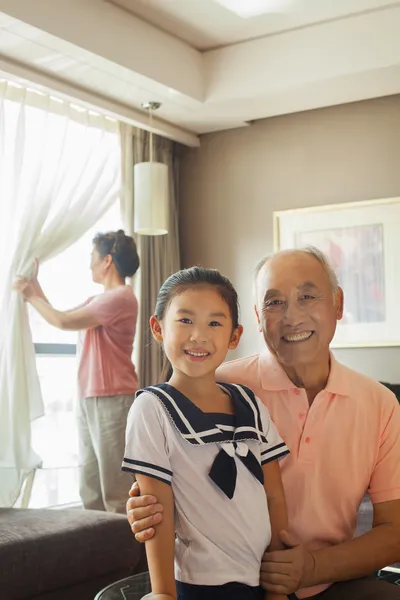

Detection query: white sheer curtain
(0, 80), (121, 507)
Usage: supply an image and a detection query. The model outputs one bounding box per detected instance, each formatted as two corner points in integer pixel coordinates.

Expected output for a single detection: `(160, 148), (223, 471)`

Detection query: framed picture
(273, 197), (400, 348)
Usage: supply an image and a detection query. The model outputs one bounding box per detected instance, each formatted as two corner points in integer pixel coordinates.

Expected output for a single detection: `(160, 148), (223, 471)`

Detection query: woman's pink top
(78, 286), (139, 399)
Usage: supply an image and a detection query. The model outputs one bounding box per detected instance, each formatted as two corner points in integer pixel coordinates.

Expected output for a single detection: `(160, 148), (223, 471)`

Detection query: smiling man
(126, 247), (400, 600)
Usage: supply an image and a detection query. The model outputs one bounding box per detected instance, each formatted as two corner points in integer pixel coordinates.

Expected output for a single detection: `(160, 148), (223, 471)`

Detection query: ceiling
(0, 0), (400, 145)
(113, 0), (400, 50)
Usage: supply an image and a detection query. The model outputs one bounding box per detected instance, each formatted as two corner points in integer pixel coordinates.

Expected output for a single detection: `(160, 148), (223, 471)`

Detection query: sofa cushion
(0, 508), (143, 600)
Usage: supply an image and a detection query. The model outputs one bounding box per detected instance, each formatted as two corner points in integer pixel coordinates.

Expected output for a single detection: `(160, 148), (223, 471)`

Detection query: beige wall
(179, 95), (400, 383)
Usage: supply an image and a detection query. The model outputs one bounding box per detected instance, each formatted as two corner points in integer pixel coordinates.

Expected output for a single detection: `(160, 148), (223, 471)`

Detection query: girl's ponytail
(160, 355), (173, 381)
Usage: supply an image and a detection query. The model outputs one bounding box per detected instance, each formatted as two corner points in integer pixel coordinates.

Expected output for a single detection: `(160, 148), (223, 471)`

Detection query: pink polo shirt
(78, 286), (139, 399)
(217, 351), (400, 598)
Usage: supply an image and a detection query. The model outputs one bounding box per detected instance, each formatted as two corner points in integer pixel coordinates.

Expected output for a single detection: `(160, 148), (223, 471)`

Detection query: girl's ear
(150, 315), (163, 342)
(228, 324), (243, 350)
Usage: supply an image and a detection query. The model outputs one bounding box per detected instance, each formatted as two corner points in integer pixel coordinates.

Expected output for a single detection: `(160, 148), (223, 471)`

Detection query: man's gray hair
(253, 246), (339, 292)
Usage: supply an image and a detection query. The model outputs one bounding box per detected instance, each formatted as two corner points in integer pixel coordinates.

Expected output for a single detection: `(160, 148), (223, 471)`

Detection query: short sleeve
(257, 398), (290, 465)
(368, 392), (400, 504)
(86, 289), (137, 328)
(122, 391), (173, 485)
(86, 292), (119, 327)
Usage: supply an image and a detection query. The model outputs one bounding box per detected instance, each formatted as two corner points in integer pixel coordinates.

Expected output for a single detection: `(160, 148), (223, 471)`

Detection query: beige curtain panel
(120, 125), (181, 387)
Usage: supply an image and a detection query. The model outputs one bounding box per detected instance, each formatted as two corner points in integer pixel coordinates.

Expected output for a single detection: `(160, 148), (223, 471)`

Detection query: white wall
(179, 95), (400, 383)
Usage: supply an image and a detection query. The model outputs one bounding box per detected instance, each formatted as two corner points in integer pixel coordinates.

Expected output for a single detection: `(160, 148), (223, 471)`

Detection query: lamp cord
(149, 108), (153, 163)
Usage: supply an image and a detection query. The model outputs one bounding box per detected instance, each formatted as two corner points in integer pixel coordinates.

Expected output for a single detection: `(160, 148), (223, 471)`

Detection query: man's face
(255, 251), (343, 369)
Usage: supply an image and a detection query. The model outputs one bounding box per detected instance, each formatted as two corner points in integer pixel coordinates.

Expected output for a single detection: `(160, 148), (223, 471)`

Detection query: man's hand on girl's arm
(261, 530), (315, 594)
(127, 480), (162, 542)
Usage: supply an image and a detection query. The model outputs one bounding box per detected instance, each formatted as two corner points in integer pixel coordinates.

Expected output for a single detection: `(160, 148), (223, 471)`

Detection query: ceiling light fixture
(134, 101), (169, 236)
(214, 0), (293, 18)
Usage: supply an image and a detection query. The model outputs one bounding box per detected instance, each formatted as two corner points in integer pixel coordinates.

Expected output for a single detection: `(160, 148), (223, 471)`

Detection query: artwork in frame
(273, 198), (400, 348)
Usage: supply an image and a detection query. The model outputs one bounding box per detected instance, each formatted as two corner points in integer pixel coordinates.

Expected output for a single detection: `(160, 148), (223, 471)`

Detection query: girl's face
(151, 285), (242, 380)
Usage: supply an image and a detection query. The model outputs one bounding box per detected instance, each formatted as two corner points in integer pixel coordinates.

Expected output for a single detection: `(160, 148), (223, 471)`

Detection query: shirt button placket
(294, 388), (314, 461)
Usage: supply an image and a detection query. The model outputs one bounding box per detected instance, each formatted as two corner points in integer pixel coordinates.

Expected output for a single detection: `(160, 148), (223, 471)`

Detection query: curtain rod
(0, 56), (200, 148)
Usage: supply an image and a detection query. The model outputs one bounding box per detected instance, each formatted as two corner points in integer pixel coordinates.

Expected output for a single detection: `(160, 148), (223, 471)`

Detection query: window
(26, 202), (123, 508)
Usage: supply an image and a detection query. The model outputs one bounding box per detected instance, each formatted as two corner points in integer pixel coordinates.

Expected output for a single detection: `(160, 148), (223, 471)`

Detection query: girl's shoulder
(132, 387), (167, 418)
(136, 383), (191, 426)
(133, 384), (185, 421)
(127, 388), (172, 439)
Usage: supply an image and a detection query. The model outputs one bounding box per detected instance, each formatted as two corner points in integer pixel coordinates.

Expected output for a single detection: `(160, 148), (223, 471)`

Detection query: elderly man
(126, 248), (400, 600)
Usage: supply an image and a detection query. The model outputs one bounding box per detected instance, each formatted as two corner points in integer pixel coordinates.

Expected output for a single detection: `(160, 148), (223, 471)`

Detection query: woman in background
(14, 230), (140, 514)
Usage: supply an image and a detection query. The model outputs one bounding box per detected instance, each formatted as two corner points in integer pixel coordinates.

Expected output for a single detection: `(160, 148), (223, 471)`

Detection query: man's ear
(229, 324), (243, 350)
(335, 287), (344, 320)
(254, 305), (262, 332)
(150, 315), (163, 342)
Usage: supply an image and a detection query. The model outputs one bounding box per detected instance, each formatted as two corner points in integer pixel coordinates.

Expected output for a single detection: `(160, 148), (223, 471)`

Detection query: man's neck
(282, 355), (331, 405)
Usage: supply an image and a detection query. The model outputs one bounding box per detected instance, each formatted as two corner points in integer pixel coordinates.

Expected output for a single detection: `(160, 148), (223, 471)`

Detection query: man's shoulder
(335, 360), (398, 407)
(217, 353), (262, 386)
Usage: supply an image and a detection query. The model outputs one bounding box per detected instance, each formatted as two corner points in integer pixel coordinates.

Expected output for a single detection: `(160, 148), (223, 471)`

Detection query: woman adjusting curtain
(15, 230), (139, 513)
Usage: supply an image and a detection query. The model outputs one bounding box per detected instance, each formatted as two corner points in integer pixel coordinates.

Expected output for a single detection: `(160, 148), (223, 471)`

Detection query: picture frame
(273, 197), (400, 348)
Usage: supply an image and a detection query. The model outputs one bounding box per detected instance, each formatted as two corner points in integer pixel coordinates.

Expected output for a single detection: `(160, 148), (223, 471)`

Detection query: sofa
(1, 382), (398, 599)
(0, 507), (146, 600)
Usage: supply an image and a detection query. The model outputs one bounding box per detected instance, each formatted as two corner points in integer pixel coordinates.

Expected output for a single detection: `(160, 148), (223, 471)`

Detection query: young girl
(122, 267), (289, 600)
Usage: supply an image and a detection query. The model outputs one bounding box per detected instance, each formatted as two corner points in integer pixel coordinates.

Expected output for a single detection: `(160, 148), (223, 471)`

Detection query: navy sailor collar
(137, 383), (267, 499)
(137, 382), (267, 447)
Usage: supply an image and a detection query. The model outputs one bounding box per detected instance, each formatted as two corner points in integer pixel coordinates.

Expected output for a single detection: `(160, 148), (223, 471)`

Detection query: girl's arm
(263, 459), (288, 551)
(135, 474), (176, 600)
(262, 459), (289, 600)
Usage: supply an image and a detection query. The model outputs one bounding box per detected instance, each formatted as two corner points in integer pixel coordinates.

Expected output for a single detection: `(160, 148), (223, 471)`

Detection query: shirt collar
(259, 350), (350, 397)
(140, 383), (267, 446)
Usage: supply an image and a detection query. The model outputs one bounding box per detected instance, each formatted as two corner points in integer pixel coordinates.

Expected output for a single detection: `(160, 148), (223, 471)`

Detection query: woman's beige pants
(77, 395), (134, 513)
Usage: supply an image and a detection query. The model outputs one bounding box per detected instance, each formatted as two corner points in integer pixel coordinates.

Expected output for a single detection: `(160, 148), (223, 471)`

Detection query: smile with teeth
(283, 331), (313, 343)
(184, 350), (210, 357)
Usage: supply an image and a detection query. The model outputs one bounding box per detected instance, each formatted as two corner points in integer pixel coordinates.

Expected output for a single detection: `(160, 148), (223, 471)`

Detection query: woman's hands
(13, 276), (37, 301)
(13, 259), (40, 301)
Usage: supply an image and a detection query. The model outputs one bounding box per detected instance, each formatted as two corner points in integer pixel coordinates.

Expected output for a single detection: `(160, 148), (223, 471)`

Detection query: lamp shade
(134, 161), (169, 235)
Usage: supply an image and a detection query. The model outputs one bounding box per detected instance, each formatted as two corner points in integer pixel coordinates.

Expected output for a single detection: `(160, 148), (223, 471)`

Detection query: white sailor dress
(123, 382), (289, 592)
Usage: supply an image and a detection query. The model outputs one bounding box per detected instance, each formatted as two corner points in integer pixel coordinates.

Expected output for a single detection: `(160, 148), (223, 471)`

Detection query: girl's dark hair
(93, 229), (140, 278)
(155, 266), (240, 380)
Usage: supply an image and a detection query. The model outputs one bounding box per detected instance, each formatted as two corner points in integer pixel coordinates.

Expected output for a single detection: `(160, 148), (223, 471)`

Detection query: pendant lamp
(134, 102), (169, 235)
